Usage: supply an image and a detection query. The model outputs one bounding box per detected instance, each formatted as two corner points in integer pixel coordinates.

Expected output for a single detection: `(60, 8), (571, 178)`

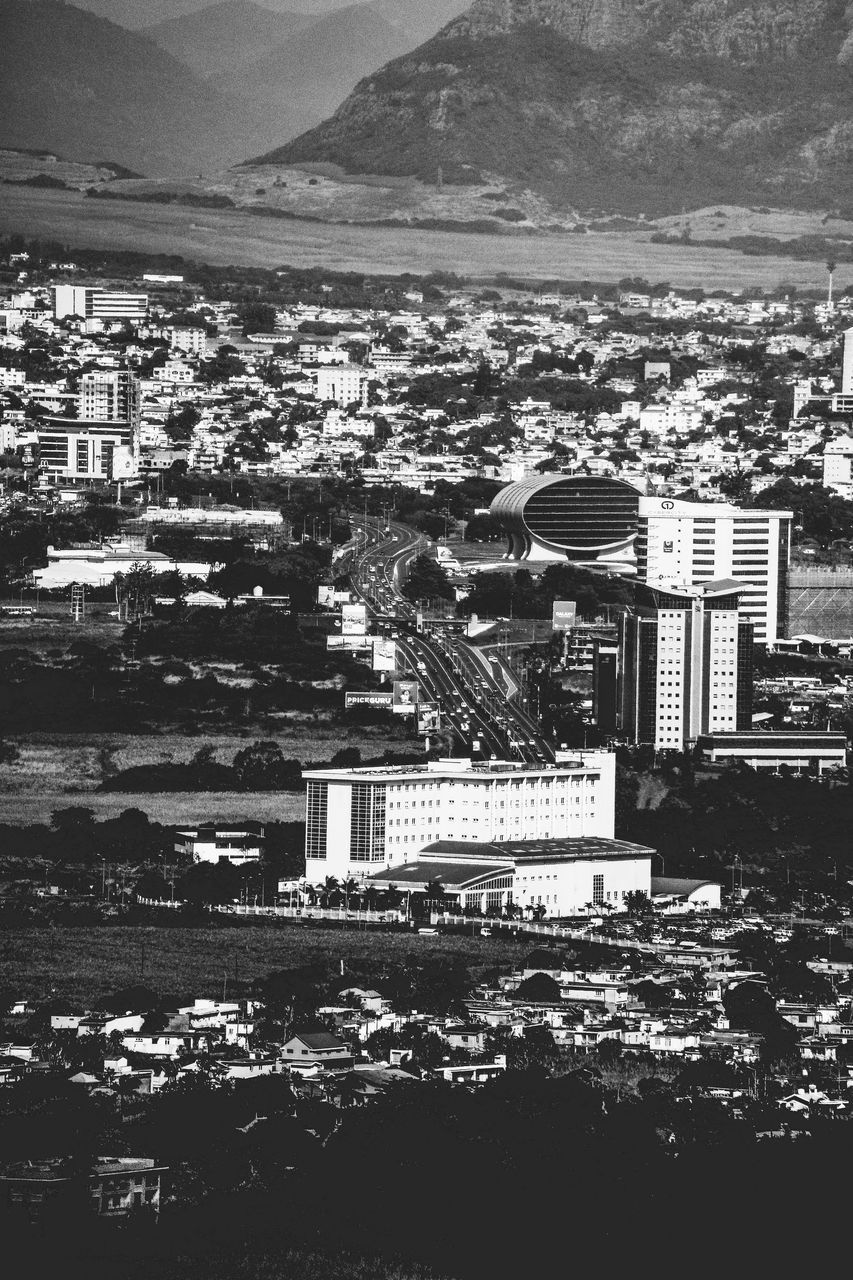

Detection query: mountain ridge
(259, 0), (853, 214)
(0, 0), (300, 175)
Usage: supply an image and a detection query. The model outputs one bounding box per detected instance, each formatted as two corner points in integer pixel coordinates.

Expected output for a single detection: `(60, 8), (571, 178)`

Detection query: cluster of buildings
(0, 268), (849, 505)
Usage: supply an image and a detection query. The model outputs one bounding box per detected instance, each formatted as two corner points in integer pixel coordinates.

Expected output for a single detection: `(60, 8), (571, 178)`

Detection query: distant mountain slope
(0, 0), (299, 175)
(260, 0), (853, 213)
(218, 3), (409, 116)
(143, 0), (313, 76)
(217, 0), (470, 130)
(71, 0), (358, 28)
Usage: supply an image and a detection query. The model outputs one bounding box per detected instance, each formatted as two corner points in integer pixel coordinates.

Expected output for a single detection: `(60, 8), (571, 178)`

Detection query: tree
(515, 972), (561, 1002)
(116, 562), (156, 620)
(402, 554), (454, 605)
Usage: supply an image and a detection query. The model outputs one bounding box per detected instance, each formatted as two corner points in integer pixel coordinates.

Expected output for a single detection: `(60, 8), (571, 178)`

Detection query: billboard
(417, 701), (440, 734)
(392, 679), (419, 714)
(327, 634), (370, 651)
(317, 585), (335, 607)
(552, 600), (577, 631)
(342, 603), (368, 636)
(372, 638), (397, 672)
(345, 691), (394, 710)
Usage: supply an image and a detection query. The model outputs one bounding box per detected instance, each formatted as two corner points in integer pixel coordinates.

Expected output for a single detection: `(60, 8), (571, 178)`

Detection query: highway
(348, 519), (554, 763)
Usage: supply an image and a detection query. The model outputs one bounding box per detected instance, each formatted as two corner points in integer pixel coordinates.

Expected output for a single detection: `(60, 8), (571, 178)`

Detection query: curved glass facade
(491, 475), (641, 562)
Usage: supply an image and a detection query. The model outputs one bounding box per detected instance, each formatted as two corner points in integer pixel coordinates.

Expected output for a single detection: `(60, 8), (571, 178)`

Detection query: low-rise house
(443, 1026), (488, 1054)
(282, 1031), (354, 1071)
(0, 1156), (165, 1222)
(436, 1058), (507, 1085)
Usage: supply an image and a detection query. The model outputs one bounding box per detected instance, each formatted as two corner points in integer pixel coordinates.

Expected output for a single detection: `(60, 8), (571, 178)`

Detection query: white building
(316, 363), (366, 407)
(637, 495), (791, 643)
(78, 369), (140, 426)
(303, 753), (616, 882)
(174, 827), (263, 866)
(368, 835), (652, 919)
(823, 436), (853, 498)
(53, 286), (147, 322)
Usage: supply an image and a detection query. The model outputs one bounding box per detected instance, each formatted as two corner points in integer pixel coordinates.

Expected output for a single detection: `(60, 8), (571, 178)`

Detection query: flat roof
(303, 757), (602, 782)
(420, 837), (654, 864)
(369, 860), (510, 888)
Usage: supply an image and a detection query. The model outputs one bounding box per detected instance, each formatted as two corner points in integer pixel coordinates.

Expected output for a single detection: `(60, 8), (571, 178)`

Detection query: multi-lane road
(349, 520), (554, 764)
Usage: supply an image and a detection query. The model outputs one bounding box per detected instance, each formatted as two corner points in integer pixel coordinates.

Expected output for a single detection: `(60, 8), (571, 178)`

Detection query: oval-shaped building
(490, 474), (641, 566)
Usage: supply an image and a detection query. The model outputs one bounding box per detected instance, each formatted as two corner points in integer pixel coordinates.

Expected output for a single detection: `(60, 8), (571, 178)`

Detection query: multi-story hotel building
(303, 752), (616, 882)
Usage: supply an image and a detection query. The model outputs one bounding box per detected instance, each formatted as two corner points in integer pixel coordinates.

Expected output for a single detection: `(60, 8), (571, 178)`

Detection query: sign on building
(552, 600), (577, 630)
(372, 638), (397, 671)
(392, 680), (419, 714)
(345, 691), (394, 710)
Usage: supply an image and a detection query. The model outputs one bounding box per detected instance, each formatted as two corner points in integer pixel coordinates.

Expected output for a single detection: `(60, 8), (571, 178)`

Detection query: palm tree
(320, 875), (339, 908)
(339, 877), (359, 912)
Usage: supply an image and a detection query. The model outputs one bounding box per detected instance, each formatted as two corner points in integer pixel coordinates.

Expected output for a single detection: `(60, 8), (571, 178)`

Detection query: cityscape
(7, 2), (853, 1278)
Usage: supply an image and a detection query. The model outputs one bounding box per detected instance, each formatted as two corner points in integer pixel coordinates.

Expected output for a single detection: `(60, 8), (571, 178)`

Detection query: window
(593, 874), (605, 905)
(350, 783), (387, 861)
(305, 781), (328, 860)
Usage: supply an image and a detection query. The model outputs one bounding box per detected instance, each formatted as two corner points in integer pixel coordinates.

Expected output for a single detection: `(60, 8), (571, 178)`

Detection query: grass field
(0, 724), (412, 796)
(0, 923), (530, 1007)
(0, 185), (842, 290)
(0, 788), (306, 826)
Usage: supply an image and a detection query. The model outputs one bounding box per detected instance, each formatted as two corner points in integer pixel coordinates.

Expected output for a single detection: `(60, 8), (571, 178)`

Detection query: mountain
(0, 0), (301, 175)
(217, 3), (410, 117)
(70, 0), (358, 28)
(217, 0), (470, 128)
(260, 0), (853, 213)
(143, 1), (313, 77)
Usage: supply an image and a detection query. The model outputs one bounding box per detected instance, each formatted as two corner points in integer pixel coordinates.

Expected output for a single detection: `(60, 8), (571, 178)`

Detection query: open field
(0, 923), (530, 1006)
(0, 185), (845, 290)
(0, 724), (413, 797)
(0, 789), (306, 826)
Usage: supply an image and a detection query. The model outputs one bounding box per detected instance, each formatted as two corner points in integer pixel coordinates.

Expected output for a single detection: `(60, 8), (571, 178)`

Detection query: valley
(1, 181), (848, 290)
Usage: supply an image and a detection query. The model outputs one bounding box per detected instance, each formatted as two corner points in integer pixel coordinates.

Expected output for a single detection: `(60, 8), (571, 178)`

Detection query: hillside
(143, 1), (314, 76)
(0, 0), (300, 175)
(261, 0), (853, 214)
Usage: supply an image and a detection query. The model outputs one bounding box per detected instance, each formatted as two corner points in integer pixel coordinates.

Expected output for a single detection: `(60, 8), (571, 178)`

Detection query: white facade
(34, 545), (211, 589)
(303, 753), (616, 882)
(637, 496), (791, 643)
(512, 852), (649, 916)
(53, 286), (147, 322)
(316, 363), (366, 406)
(823, 437), (853, 499)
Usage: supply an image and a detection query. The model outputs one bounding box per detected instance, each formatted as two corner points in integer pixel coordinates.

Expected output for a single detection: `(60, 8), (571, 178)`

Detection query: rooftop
(303, 755), (607, 782)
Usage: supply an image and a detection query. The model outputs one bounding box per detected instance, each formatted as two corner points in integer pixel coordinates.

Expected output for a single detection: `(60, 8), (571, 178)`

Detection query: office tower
(490, 476), (791, 641)
(53, 286), (148, 323)
(302, 752), (616, 882)
(594, 580), (753, 751)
